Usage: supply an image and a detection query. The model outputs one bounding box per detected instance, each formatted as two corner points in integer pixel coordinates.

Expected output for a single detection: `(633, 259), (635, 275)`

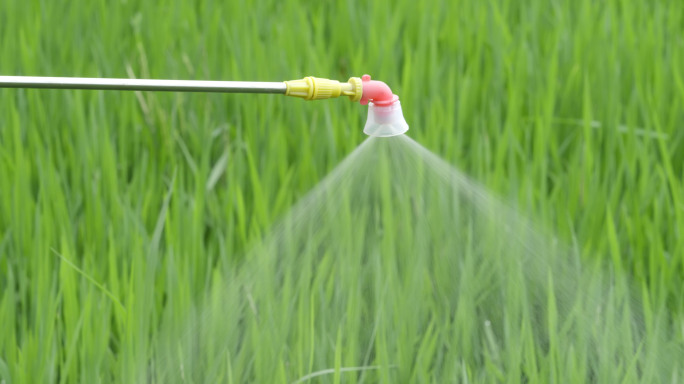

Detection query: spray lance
(0, 74), (408, 137)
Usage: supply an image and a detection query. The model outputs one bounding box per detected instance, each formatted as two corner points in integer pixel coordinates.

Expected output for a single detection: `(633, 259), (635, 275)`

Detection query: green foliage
(0, 0), (683, 382)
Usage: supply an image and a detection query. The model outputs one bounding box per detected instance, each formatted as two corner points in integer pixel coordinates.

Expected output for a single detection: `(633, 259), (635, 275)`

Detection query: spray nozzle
(360, 74), (408, 137)
(284, 74), (408, 137)
(359, 74), (396, 106)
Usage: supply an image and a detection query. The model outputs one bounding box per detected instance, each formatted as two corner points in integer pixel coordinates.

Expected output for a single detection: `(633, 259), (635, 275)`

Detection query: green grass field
(1, 0), (684, 382)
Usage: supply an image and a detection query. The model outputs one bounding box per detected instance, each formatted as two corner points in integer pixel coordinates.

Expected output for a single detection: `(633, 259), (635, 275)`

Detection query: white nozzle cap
(363, 101), (409, 137)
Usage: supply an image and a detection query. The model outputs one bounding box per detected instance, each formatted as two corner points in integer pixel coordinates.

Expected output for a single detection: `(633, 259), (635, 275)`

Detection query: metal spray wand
(0, 74), (409, 137)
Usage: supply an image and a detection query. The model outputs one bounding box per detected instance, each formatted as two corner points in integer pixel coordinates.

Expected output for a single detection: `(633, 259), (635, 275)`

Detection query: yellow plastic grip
(285, 76), (362, 102)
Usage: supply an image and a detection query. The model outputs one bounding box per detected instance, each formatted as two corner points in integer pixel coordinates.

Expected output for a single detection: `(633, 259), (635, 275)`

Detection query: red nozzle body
(360, 74), (398, 106)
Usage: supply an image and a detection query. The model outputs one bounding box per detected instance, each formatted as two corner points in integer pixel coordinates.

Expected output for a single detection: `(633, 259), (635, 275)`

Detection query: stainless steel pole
(0, 76), (287, 94)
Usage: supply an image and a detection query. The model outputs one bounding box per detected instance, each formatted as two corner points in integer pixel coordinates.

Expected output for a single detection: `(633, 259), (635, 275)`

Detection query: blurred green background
(1, 0), (683, 382)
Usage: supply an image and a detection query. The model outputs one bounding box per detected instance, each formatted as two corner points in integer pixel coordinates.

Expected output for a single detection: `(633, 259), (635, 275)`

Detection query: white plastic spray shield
(363, 100), (409, 137)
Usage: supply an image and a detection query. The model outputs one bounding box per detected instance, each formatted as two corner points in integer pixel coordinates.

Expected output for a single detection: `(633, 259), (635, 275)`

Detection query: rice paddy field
(1, 0), (684, 383)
